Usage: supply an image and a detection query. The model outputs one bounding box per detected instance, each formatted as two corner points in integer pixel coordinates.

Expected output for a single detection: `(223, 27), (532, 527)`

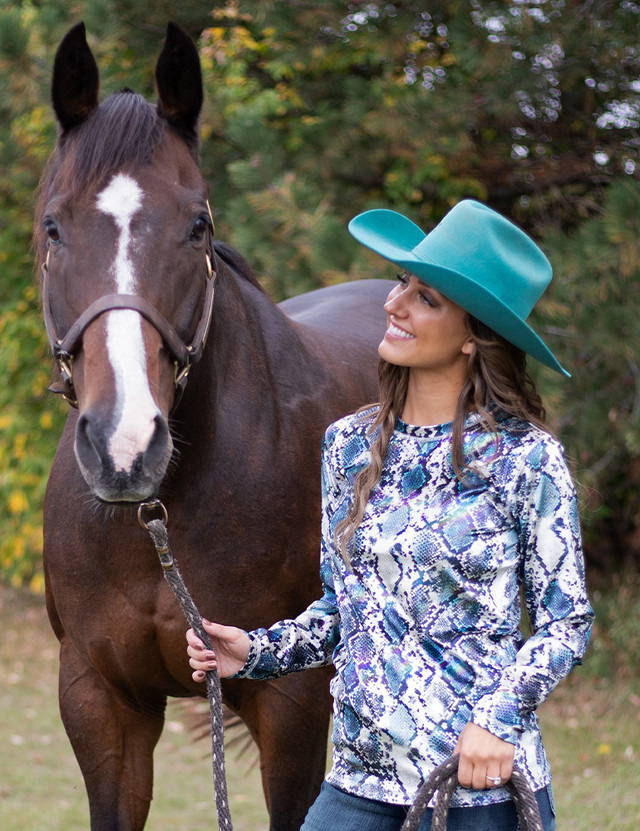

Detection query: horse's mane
(213, 241), (266, 294)
(35, 92), (165, 247)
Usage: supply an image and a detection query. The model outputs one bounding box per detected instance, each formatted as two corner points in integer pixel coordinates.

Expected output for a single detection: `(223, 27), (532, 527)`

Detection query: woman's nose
(384, 287), (406, 316)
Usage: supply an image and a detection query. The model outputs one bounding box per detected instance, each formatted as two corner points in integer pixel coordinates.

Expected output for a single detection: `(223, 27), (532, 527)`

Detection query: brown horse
(36, 22), (390, 831)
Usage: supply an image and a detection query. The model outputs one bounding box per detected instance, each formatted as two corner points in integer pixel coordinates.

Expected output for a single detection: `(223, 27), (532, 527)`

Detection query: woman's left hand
(454, 722), (514, 790)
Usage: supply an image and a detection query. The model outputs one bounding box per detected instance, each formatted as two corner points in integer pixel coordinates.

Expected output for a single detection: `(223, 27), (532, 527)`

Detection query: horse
(36, 22), (390, 831)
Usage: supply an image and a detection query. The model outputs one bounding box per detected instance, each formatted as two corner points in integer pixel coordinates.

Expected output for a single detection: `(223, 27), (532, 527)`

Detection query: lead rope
(400, 754), (544, 831)
(138, 500), (233, 831)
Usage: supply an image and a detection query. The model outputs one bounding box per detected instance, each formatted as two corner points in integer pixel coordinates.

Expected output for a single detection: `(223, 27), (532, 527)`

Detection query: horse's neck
(181, 265), (314, 421)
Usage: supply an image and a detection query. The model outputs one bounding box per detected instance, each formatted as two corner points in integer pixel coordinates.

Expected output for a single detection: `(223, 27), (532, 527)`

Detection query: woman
(187, 200), (594, 830)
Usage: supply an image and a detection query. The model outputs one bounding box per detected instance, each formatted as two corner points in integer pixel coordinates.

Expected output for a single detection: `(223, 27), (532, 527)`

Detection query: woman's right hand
(186, 619), (251, 681)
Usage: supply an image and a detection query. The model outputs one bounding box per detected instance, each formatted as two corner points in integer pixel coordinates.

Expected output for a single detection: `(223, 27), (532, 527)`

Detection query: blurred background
(0, 2), (638, 827)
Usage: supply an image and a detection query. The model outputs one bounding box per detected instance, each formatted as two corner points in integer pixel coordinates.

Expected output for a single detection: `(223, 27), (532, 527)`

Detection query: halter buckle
(174, 357), (192, 388)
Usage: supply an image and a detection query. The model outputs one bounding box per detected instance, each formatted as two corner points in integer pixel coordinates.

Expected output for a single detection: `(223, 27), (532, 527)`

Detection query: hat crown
(411, 201), (551, 320)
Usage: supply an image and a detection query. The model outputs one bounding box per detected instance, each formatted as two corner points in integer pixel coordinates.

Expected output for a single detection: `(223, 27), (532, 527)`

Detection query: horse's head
(36, 22), (215, 503)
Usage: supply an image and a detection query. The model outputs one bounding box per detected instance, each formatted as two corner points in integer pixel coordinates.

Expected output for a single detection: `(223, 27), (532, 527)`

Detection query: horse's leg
(58, 637), (165, 831)
(227, 670), (332, 831)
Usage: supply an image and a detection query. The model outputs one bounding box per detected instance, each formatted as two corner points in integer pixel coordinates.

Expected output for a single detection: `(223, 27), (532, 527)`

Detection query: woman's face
(379, 272), (473, 378)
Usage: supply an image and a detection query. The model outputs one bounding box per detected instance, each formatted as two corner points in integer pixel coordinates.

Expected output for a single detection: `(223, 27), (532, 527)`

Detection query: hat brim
(349, 211), (570, 378)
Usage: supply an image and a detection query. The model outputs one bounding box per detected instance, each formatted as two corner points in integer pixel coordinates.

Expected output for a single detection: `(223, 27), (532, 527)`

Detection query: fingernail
(202, 618), (211, 626)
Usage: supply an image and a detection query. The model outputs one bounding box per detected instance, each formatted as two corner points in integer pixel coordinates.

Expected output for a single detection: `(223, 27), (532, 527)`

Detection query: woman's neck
(401, 369), (466, 427)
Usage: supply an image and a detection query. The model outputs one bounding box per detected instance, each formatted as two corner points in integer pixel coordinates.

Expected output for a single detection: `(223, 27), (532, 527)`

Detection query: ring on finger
(486, 774), (502, 786)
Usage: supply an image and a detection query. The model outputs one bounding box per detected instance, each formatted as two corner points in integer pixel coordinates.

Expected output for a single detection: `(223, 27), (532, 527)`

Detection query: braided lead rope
(429, 762), (458, 831)
(400, 754), (544, 831)
(506, 767), (545, 831)
(401, 755), (459, 831)
(142, 509), (233, 831)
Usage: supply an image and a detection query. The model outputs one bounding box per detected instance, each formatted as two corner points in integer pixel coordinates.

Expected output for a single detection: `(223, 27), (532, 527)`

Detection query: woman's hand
(186, 619), (251, 681)
(454, 722), (515, 790)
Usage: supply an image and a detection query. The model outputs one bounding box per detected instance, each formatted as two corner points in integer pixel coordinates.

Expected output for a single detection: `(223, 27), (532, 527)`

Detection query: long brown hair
(334, 315), (550, 562)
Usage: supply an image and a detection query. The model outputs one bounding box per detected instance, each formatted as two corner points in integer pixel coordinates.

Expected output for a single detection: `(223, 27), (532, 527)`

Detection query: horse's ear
(155, 22), (203, 144)
(52, 22), (100, 133)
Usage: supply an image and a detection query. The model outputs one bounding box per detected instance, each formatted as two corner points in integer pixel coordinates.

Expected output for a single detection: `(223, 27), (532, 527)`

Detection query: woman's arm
(185, 432), (344, 682)
(185, 567), (341, 682)
(471, 437), (594, 743)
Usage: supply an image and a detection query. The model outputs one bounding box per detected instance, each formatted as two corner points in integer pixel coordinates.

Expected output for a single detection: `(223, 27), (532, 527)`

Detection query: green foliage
(534, 180), (640, 568)
(0, 285), (67, 592)
(0, 3), (73, 591)
(198, 0), (494, 293)
(579, 569), (640, 680)
(197, 0), (640, 297)
(0, 7), (29, 60)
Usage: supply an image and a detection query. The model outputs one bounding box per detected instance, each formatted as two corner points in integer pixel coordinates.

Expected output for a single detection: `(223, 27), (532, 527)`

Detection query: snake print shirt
(237, 409), (594, 807)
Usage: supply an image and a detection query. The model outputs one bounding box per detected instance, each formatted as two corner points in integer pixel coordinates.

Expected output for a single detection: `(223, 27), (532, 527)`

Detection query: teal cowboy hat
(349, 199), (569, 377)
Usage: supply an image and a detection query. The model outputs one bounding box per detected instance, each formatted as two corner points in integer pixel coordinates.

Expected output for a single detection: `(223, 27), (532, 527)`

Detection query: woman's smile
(386, 319), (415, 340)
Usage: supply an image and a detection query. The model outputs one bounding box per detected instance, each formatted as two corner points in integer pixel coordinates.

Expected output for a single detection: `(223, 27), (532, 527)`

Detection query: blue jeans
(301, 781), (556, 831)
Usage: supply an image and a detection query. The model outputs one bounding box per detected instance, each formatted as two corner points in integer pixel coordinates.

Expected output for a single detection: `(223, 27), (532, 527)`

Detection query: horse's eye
(44, 218), (61, 244)
(189, 215), (209, 243)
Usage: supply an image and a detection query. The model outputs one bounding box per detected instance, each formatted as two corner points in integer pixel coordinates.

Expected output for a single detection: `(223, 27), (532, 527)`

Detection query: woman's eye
(395, 272), (409, 286)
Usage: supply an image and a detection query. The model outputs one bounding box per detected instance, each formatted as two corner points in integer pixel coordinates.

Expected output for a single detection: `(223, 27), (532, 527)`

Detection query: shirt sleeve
(471, 436), (595, 743)
(234, 433), (342, 681)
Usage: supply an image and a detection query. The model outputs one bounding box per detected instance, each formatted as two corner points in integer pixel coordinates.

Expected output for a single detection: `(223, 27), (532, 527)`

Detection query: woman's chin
(378, 337), (409, 366)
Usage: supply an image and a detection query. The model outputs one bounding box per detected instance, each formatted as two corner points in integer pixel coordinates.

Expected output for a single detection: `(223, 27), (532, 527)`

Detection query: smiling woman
(186, 200), (594, 831)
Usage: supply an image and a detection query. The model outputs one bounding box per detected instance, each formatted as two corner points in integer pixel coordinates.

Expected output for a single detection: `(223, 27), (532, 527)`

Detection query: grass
(0, 582), (268, 831)
(538, 675), (640, 828)
(1, 580), (639, 829)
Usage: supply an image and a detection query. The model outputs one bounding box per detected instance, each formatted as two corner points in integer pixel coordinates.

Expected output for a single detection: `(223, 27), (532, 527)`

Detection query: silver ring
(486, 775), (502, 785)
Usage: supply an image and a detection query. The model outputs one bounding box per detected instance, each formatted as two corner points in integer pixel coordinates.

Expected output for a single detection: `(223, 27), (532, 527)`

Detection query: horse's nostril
(144, 415), (171, 469)
(75, 411), (104, 469)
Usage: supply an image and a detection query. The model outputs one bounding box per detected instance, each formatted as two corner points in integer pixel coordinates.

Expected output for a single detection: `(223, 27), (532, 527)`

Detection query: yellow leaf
(8, 491), (28, 515)
(39, 411), (54, 430)
(13, 433), (27, 459)
(29, 572), (45, 595)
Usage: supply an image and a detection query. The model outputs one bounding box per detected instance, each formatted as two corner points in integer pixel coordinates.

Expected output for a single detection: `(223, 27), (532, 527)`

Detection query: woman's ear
(462, 337), (475, 356)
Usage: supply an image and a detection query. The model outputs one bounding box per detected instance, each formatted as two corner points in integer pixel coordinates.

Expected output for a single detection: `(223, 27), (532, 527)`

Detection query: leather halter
(41, 206), (216, 412)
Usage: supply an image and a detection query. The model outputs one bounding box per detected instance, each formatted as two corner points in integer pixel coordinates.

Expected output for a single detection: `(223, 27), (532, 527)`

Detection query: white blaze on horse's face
(95, 173), (166, 475)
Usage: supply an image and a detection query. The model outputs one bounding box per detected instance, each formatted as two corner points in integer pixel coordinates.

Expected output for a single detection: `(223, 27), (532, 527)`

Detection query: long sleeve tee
(236, 409), (594, 807)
